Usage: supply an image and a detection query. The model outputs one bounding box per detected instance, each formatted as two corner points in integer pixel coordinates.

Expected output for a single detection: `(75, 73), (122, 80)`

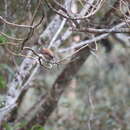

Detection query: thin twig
(48, 18), (67, 49)
(21, 0), (44, 50)
(0, 31), (23, 41)
(0, 16), (33, 28)
(59, 21), (130, 53)
(73, 27), (130, 33)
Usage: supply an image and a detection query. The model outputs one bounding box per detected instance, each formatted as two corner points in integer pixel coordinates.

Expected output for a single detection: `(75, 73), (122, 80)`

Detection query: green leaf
(0, 35), (7, 43)
(0, 75), (6, 89)
(14, 121), (27, 129)
(3, 123), (13, 130)
(31, 124), (45, 130)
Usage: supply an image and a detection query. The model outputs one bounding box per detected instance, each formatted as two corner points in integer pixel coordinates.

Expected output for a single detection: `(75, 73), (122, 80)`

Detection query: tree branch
(25, 46), (90, 128)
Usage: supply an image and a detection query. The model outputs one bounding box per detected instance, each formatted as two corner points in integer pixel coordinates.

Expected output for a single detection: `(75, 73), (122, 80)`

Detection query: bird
(39, 48), (54, 61)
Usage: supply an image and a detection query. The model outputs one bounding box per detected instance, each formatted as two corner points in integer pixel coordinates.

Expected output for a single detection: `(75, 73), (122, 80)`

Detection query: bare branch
(0, 0), (68, 125)
(45, 0), (105, 20)
(48, 18), (67, 49)
(73, 27), (130, 33)
(0, 31), (23, 41)
(0, 16), (33, 28)
(21, 46), (91, 128)
(59, 21), (129, 53)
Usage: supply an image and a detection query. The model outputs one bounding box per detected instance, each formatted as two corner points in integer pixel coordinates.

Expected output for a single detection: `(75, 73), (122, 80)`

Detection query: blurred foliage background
(43, 42), (130, 130)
